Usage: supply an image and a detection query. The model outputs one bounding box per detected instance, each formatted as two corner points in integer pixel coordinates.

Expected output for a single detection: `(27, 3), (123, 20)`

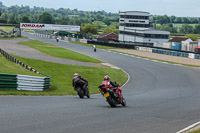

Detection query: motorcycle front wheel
(121, 97), (126, 106)
(77, 88), (84, 98)
(107, 96), (117, 107)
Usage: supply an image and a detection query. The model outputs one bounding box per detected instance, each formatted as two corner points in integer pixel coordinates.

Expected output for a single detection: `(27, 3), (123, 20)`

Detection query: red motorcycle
(98, 81), (126, 107)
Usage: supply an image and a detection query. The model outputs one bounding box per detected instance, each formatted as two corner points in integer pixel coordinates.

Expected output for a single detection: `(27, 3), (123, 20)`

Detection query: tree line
(0, 5), (200, 35)
(0, 5), (119, 34)
(150, 15), (200, 24)
(154, 23), (200, 34)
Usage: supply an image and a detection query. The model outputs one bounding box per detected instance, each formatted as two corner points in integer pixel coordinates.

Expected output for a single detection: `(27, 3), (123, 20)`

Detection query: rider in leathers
(101, 75), (123, 102)
(72, 73), (88, 92)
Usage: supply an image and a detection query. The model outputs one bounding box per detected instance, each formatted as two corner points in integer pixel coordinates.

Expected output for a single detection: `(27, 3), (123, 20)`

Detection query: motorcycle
(73, 78), (90, 98)
(98, 82), (126, 107)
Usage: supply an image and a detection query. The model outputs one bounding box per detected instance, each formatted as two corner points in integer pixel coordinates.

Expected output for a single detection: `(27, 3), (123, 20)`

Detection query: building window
(120, 31), (169, 39)
(123, 15), (149, 20)
(125, 23), (149, 28)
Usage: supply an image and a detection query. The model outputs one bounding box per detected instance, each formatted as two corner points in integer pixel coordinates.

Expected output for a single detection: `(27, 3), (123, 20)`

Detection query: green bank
(0, 55), (127, 95)
(18, 40), (103, 63)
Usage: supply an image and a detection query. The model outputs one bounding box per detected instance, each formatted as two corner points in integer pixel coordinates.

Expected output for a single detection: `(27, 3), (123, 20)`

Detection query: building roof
(169, 37), (189, 43)
(120, 11), (149, 14)
(99, 32), (118, 38)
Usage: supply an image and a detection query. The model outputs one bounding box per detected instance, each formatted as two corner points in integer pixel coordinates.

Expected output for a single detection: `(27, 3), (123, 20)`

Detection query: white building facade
(119, 11), (170, 45)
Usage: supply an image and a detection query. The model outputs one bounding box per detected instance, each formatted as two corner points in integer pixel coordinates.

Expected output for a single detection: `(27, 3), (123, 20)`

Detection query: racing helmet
(104, 75), (110, 81)
(74, 73), (79, 77)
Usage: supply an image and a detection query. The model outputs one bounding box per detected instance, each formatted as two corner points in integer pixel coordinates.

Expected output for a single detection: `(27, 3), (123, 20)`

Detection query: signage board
(20, 23), (80, 32)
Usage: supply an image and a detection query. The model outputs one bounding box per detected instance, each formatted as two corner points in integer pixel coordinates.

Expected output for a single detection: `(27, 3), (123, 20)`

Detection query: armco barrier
(0, 48), (47, 76)
(0, 73), (50, 91)
(0, 48), (51, 91)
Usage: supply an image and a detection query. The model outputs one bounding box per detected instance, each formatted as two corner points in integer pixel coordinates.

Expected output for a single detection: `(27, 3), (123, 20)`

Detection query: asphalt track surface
(1, 33), (200, 133)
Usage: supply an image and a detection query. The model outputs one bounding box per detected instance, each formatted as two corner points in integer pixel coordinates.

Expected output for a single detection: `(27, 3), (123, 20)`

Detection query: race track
(1, 32), (200, 133)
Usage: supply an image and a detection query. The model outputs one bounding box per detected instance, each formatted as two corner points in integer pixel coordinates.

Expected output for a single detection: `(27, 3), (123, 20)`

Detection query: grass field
(0, 55), (127, 95)
(156, 23), (197, 29)
(172, 23), (197, 29)
(18, 40), (103, 63)
(0, 26), (14, 33)
(0, 36), (26, 40)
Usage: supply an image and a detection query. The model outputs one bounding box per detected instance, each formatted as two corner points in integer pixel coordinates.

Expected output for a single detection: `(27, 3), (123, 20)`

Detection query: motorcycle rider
(101, 75), (122, 100)
(72, 73), (88, 93)
(93, 45), (96, 52)
(56, 37), (59, 42)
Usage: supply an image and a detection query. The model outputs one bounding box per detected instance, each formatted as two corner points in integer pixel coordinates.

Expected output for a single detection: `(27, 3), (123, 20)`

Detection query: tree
(179, 24), (193, 34)
(155, 23), (177, 33)
(82, 24), (98, 35)
(155, 15), (170, 24)
(8, 14), (17, 24)
(190, 18), (198, 24)
(175, 17), (182, 23)
(193, 24), (200, 34)
(92, 21), (106, 29)
(182, 17), (190, 23)
(170, 16), (176, 23)
(110, 22), (120, 28)
(102, 26), (119, 34)
(21, 15), (31, 23)
(58, 16), (70, 25)
(38, 12), (55, 24)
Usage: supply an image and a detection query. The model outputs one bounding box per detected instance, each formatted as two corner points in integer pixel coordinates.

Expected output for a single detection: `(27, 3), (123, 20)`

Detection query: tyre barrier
(0, 48), (51, 91)
(152, 48), (200, 59)
(0, 73), (50, 91)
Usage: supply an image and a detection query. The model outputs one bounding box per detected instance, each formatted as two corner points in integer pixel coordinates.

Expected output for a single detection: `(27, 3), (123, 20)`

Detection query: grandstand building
(119, 11), (170, 45)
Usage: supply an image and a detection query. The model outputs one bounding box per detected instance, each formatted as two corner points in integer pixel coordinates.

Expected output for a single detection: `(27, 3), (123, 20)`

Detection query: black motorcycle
(74, 78), (90, 98)
(98, 83), (126, 107)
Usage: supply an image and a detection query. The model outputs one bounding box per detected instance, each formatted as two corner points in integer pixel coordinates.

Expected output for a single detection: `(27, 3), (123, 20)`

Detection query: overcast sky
(1, 0), (200, 17)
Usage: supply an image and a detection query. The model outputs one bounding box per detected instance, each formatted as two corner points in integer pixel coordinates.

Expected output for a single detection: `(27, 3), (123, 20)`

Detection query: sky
(1, 0), (200, 17)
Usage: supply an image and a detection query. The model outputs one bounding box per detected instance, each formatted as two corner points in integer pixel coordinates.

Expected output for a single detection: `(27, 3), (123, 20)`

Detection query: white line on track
(176, 121), (200, 133)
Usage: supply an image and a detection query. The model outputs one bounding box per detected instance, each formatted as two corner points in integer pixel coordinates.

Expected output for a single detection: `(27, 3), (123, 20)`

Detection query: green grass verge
(0, 36), (27, 40)
(0, 26), (14, 33)
(190, 129), (200, 133)
(69, 41), (120, 49)
(18, 40), (103, 63)
(23, 30), (35, 33)
(112, 50), (200, 67)
(0, 55), (127, 95)
(0, 54), (41, 76)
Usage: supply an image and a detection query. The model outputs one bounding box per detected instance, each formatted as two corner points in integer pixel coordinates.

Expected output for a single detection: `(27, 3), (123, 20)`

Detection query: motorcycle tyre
(107, 96), (117, 107)
(121, 97), (126, 106)
(86, 91), (90, 98)
(78, 89), (84, 98)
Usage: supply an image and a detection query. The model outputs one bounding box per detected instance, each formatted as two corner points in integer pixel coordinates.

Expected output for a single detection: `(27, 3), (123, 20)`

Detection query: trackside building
(119, 11), (170, 45)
